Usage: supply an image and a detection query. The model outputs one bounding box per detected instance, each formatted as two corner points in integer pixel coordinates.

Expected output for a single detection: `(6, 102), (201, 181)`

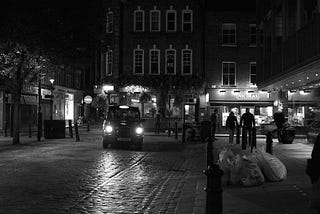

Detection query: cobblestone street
(0, 128), (204, 213)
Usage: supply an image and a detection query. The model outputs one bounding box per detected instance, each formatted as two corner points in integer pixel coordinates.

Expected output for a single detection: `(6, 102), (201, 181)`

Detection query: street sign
(84, 95), (93, 104)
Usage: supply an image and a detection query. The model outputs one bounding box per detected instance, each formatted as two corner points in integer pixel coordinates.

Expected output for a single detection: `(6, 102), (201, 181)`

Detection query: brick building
(95, 0), (205, 127)
(257, 0), (320, 128)
(204, 0), (274, 128)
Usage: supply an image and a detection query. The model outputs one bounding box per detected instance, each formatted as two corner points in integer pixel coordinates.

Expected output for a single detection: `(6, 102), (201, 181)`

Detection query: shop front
(208, 89), (274, 129)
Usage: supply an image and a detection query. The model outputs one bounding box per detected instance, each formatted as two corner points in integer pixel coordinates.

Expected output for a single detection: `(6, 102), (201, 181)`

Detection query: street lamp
(49, 78), (55, 120)
(37, 69), (42, 141)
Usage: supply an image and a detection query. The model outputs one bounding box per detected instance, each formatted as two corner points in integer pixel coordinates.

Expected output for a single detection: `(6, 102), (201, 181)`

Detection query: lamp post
(37, 71), (42, 141)
(49, 78), (55, 120)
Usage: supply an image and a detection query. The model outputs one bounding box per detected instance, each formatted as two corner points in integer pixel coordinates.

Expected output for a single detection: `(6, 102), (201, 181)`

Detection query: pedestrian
(210, 109), (218, 140)
(154, 111), (161, 134)
(240, 108), (255, 149)
(226, 111), (238, 145)
(306, 133), (320, 214)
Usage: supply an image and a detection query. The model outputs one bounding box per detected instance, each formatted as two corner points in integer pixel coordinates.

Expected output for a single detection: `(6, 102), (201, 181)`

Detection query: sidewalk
(188, 137), (316, 214)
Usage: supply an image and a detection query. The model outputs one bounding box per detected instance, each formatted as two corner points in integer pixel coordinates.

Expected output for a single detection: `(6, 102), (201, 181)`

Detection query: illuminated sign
(236, 93), (260, 100)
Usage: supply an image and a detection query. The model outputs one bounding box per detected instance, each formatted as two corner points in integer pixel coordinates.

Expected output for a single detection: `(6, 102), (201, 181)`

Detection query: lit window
(249, 24), (256, 46)
(134, 7), (145, 32)
(149, 46), (160, 75)
(222, 62), (236, 86)
(106, 50), (113, 76)
(182, 47), (192, 75)
(249, 62), (257, 86)
(166, 7), (176, 32)
(165, 47), (176, 75)
(133, 46), (144, 75)
(106, 11), (113, 33)
(222, 23), (236, 45)
(150, 7), (160, 32)
(182, 8), (193, 32)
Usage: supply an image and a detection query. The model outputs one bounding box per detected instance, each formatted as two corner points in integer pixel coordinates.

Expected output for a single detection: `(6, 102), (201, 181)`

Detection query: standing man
(210, 109), (218, 140)
(240, 108), (255, 148)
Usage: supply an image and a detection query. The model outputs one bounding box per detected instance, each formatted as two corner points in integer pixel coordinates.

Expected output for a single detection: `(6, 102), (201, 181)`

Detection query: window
(182, 46), (192, 75)
(133, 46), (144, 75)
(134, 7), (145, 32)
(150, 7), (160, 32)
(222, 62), (236, 86)
(182, 7), (193, 32)
(166, 7), (176, 32)
(249, 24), (256, 46)
(249, 62), (257, 86)
(165, 47), (176, 75)
(106, 50), (113, 76)
(222, 24), (236, 45)
(106, 11), (113, 33)
(149, 46), (160, 75)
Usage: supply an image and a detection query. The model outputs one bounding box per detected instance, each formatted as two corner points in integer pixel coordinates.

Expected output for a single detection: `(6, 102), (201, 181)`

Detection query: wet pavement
(0, 126), (318, 214)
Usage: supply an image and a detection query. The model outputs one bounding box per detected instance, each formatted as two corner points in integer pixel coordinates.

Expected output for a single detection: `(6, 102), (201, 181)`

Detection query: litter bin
(200, 121), (211, 142)
(44, 120), (66, 139)
(280, 127), (295, 144)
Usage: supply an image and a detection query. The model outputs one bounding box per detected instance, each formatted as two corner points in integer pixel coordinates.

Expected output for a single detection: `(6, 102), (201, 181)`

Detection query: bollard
(87, 121), (90, 132)
(74, 122), (80, 142)
(182, 123), (186, 143)
(28, 123), (32, 138)
(236, 125), (240, 144)
(266, 132), (273, 154)
(251, 127), (257, 152)
(175, 122), (178, 139)
(4, 121), (8, 137)
(203, 163), (224, 214)
(68, 120), (73, 138)
(241, 128), (247, 150)
(206, 137), (214, 167)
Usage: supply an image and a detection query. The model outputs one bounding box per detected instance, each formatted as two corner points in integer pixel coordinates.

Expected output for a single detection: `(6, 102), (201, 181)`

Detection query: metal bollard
(175, 122), (178, 139)
(241, 128), (247, 150)
(74, 122), (80, 142)
(236, 125), (240, 144)
(4, 121), (8, 137)
(182, 123), (186, 143)
(28, 123), (32, 138)
(203, 163), (224, 214)
(87, 121), (90, 132)
(266, 132), (273, 154)
(206, 137), (214, 166)
(68, 120), (73, 138)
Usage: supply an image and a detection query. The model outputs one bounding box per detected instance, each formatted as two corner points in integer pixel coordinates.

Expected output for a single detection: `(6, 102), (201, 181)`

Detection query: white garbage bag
(238, 155), (265, 186)
(256, 149), (287, 181)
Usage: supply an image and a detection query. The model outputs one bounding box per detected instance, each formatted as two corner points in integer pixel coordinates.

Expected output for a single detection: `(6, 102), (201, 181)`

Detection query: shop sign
(236, 93), (260, 100)
(84, 95), (93, 104)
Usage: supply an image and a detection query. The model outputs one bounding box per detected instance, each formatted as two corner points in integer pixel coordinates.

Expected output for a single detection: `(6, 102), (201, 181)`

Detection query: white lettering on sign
(236, 93), (260, 100)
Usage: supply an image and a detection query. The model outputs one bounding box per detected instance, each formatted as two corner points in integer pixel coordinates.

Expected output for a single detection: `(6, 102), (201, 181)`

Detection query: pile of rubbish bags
(218, 148), (287, 187)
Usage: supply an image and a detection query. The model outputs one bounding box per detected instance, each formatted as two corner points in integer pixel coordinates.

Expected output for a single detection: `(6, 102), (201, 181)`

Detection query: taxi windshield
(108, 108), (140, 121)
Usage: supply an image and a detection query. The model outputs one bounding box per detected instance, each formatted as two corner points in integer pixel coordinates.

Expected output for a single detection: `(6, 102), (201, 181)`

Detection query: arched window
(150, 6), (160, 32)
(149, 45), (160, 75)
(181, 45), (192, 75)
(133, 45), (144, 75)
(165, 45), (176, 75)
(134, 6), (145, 32)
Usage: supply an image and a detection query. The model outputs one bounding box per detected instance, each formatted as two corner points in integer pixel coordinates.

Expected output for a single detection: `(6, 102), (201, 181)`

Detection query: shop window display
(288, 106), (305, 126)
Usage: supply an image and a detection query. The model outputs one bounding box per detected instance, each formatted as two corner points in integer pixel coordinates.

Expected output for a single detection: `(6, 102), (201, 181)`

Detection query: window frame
(134, 7), (145, 32)
(106, 11), (113, 33)
(106, 50), (113, 76)
(165, 48), (176, 75)
(166, 8), (177, 32)
(181, 47), (192, 75)
(222, 61), (236, 86)
(249, 24), (257, 47)
(133, 47), (144, 75)
(182, 9), (193, 32)
(150, 8), (161, 32)
(149, 47), (160, 75)
(249, 62), (257, 86)
(222, 23), (236, 46)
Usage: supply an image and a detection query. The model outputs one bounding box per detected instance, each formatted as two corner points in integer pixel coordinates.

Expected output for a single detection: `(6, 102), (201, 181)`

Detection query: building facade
(95, 0), (205, 128)
(204, 1), (274, 129)
(257, 0), (320, 128)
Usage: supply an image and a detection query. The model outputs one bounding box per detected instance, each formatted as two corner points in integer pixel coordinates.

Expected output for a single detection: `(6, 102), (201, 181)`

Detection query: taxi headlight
(135, 127), (143, 135)
(105, 125), (113, 133)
